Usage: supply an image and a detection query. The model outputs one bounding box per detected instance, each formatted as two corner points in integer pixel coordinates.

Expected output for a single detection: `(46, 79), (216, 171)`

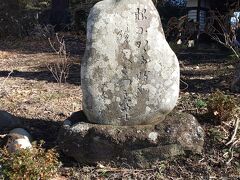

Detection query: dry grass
(0, 51), (16, 59)
(0, 38), (82, 121)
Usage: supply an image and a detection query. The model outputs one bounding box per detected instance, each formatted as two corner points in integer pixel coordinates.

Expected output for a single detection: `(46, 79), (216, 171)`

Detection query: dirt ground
(0, 37), (239, 179)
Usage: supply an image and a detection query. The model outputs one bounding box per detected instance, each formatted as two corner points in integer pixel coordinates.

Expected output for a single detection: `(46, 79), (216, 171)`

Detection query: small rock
(5, 128), (32, 153)
(227, 65), (234, 69)
(0, 110), (22, 131)
(195, 66), (200, 70)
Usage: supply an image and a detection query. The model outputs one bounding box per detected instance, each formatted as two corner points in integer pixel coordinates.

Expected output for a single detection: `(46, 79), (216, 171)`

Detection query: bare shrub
(0, 70), (13, 98)
(205, 3), (240, 58)
(30, 24), (55, 39)
(165, 15), (198, 46)
(47, 34), (71, 85)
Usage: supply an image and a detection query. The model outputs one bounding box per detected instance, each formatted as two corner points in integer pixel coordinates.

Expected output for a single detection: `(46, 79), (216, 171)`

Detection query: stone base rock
(58, 111), (205, 168)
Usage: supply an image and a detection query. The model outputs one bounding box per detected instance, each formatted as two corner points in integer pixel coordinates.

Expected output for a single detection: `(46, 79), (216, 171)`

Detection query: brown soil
(0, 37), (239, 179)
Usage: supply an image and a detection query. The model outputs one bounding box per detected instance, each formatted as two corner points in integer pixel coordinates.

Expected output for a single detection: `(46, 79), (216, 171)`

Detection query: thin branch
(180, 79), (189, 91)
(96, 167), (155, 173)
(226, 117), (239, 146)
(47, 34), (71, 85)
(48, 38), (59, 54)
(0, 70), (13, 90)
(226, 148), (234, 164)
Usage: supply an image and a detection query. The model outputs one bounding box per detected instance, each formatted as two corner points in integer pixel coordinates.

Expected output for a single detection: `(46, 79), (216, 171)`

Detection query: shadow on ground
(0, 36), (86, 56)
(0, 64), (81, 85)
(177, 52), (233, 65)
(179, 52), (236, 94)
(180, 75), (231, 93)
(19, 117), (62, 149)
(0, 111), (79, 166)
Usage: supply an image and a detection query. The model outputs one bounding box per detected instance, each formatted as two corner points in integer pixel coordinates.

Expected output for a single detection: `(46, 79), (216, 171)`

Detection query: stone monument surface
(81, 0), (180, 125)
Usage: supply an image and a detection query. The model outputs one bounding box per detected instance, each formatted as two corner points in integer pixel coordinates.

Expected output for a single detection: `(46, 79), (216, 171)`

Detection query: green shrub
(0, 141), (60, 180)
(207, 90), (236, 124)
(195, 99), (207, 109)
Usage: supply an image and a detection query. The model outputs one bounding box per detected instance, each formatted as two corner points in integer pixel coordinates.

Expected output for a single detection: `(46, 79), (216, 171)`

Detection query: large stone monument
(81, 0), (180, 125)
(58, 0), (204, 167)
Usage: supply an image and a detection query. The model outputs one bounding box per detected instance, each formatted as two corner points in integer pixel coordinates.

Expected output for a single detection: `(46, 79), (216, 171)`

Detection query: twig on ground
(96, 168), (155, 173)
(231, 139), (239, 147)
(0, 70), (13, 90)
(182, 108), (198, 112)
(180, 79), (189, 91)
(226, 114), (239, 146)
(96, 165), (155, 173)
(219, 126), (229, 135)
(226, 148), (234, 165)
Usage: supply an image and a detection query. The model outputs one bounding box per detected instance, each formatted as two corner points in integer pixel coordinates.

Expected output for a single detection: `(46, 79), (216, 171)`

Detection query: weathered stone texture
(58, 111), (205, 168)
(81, 0), (180, 125)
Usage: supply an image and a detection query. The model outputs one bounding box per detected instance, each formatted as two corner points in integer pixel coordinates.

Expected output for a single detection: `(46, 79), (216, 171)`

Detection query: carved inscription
(135, 41), (141, 48)
(135, 8), (147, 20)
(101, 83), (108, 98)
(137, 71), (150, 81)
(116, 27), (130, 43)
(136, 27), (144, 34)
(141, 55), (148, 64)
(119, 90), (132, 121)
(122, 49), (132, 63)
(121, 65), (128, 76)
(115, 8), (151, 121)
(143, 40), (148, 52)
(134, 7), (149, 65)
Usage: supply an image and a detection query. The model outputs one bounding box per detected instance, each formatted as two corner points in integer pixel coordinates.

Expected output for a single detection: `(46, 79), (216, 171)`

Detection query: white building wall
(199, 10), (207, 31)
(188, 10), (198, 22)
(187, 0), (209, 32)
(187, 0), (198, 7)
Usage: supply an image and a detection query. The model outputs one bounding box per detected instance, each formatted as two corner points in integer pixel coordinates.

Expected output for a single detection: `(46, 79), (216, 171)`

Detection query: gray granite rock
(58, 111), (205, 168)
(0, 111), (21, 131)
(81, 0), (180, 125)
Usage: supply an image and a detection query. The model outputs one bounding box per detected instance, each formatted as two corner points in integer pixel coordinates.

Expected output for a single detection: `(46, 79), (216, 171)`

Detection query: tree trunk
(50, 0), (70, 31)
